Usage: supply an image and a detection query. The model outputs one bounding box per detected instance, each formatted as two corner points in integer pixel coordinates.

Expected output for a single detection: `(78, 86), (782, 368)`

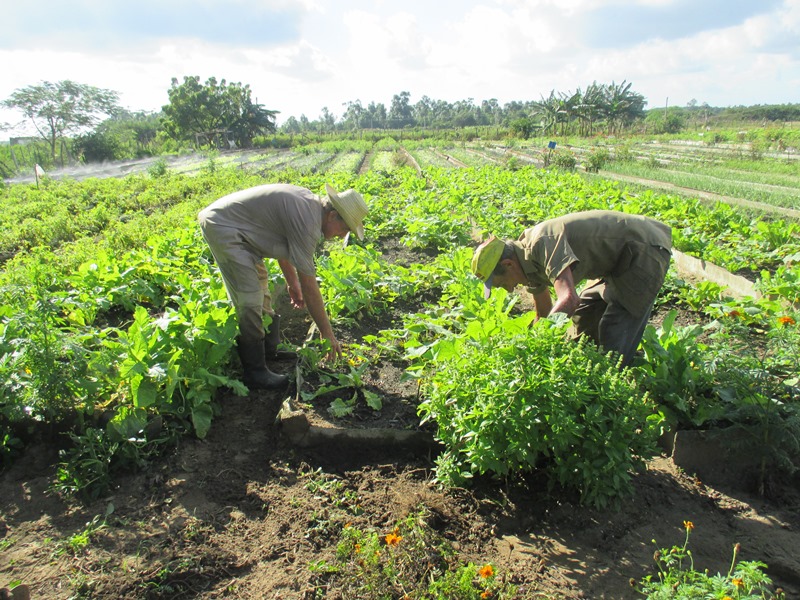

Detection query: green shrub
(550, 149), (577, 170)
(418, 317), (661, 509)
(584, 147), (610, 172)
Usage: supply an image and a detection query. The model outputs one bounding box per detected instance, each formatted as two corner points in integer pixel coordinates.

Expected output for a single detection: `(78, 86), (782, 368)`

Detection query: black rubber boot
(264, 314), (297, 361)
(236, 337), (288, 390)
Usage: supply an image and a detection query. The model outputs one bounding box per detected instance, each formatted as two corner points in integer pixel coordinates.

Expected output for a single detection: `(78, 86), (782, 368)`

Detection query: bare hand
(288, 282), (305, 309)
(324, 334), (342, 361)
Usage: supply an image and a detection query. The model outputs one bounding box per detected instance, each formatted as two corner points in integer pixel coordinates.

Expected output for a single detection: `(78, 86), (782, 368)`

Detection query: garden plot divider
(275, 322), (438, 451)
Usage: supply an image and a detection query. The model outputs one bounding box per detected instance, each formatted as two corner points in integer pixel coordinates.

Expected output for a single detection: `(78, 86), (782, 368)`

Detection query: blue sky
(1, 0), (798, 137)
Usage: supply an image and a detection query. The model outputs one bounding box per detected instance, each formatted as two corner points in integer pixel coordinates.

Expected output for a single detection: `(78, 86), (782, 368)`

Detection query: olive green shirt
(514, 210), (672, 317)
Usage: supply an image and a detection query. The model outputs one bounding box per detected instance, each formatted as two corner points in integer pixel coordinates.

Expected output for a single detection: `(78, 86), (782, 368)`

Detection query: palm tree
(602, 80), (646, 134)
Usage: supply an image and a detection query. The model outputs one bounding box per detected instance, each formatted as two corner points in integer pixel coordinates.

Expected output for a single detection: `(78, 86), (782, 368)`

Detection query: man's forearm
(278, 259), (300, 289)
(298, 273), (334, 337)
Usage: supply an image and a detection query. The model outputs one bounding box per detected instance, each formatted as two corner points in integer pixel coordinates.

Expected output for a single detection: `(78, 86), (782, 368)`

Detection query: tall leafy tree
(161, 76), (277, 148)
(341, 100), (364, 130)
(388, 91), (414, 128)
(2, 80), (120, 163)
(602, 80), (646, 134)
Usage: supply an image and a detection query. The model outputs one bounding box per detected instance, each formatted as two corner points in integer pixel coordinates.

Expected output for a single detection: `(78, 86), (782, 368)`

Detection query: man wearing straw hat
(198, 183), (369, 390)
(472, 210), (671, 367)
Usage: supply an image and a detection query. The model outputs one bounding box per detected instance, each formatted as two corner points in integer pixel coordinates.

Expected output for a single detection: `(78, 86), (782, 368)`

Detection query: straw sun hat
(325, 183), (368, 240)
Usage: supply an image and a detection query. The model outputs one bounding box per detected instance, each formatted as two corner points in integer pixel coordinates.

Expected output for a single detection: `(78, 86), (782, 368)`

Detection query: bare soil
(2, 240), (800, 599)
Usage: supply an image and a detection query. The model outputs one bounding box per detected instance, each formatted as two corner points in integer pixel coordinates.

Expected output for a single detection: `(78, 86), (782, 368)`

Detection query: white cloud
(1, 0), (798, 137)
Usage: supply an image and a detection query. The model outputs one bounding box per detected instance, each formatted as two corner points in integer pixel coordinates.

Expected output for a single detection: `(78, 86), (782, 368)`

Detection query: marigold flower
(723, 597), (733, 600)
(481, 591), (493, 599)
(683, 520), (694, 531)
(778, 315), (796, 326)
(478, 564), (494, 579)
(732, 577), (744, 588)
(385, 532), (402, 546)
(728, 310), (742, 318)
(354, 543), (361, 553)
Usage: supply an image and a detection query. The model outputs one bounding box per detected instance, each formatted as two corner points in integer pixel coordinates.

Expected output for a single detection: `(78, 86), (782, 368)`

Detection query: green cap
(471, 236), (504, 298)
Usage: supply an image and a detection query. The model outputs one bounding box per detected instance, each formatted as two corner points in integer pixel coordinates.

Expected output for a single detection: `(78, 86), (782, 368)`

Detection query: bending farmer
(472, 210), (671, 366)
(199, 183), (369, 390)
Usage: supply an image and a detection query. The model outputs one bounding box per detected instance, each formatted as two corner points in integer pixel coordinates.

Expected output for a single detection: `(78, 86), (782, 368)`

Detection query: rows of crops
(1, 141), (798, 510)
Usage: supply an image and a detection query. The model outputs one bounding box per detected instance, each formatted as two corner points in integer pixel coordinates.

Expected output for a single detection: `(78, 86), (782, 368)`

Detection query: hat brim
(483, 273), (494, 299)
(326, 184), (365, 240)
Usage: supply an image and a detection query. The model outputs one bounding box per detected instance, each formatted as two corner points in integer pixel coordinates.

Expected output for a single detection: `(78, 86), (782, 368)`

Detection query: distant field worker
(198, 183), (369, 390)
(472, 210), (672, 366)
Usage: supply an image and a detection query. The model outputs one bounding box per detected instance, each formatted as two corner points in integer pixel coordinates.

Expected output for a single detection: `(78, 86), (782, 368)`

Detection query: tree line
(2, 76), (799, 177)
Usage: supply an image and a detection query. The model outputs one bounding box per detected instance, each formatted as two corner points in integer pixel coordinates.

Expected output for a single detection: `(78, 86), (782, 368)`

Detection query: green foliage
(707, 317), (800, 491)
(316, 244), (421, 321)
(147, 158), (169, 178)
(2, 80), (120, 162)
(635, 522), (784, 599)
(299, 351), (382, 418)
(584, 146), (610, 172)
(161, 75), (278, 148)
(637, 310), (720, 429)
(418, 317), (661, 509)
(549, 149), (577, 170)
(310, 509), (521, 599)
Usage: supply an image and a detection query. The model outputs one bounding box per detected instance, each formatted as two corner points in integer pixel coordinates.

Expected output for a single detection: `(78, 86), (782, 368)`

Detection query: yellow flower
(683, 520), (694, 531)
(478, 564), (494, 579)
(732, 578), (744, 588)
(778, 315), (796, 326)
(354, 543), (361, 554)
(385, 531), (402, 546)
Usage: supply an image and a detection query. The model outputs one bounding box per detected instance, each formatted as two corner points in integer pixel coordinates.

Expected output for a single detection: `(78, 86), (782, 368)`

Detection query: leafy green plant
(56, 507), (113, 557)
(635, 521), (784, 599)
(418, 316), (661, 509)
(636, 310), (721, 429)
(308, 509), (520, 599)
(707, 316), (800, 494)
(147, 158), (169, 178)
(678, 280), (728, 312)
(299, 347), (382, 418)
(316, 244), (419, 321)
(550, 149), (577, 170)
(584, 147), (610, 172)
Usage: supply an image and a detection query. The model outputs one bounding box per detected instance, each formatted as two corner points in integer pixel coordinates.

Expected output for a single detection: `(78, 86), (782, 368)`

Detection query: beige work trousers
(199, 222), (274, 343)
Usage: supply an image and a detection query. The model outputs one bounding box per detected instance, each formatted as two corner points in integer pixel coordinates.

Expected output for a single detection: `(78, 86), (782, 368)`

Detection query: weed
(635, 521), (784, 599)
(309, 508), (522, 599)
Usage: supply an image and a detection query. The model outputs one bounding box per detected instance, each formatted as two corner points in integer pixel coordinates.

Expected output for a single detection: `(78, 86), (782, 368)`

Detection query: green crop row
(0, 161), (797, 507)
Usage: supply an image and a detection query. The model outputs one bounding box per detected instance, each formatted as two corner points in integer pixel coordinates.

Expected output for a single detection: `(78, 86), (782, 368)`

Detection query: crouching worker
(472, 210), (672, 367)
(199, 183), (369, 390)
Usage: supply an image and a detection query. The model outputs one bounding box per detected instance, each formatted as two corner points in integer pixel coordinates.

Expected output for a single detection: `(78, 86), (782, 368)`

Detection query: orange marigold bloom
(478, 564), (494, 579)
(732, 578), (744, 588)
(728, 310), (742, 318)
(385, 532), (402, 546)
(778, 315), (796, 326)
(481, 591), (493, 599)
(683, 520), (694, 531)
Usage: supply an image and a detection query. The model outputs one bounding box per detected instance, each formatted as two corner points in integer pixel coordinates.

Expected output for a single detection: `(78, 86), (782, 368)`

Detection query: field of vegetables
(1, 136), (799, 599)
